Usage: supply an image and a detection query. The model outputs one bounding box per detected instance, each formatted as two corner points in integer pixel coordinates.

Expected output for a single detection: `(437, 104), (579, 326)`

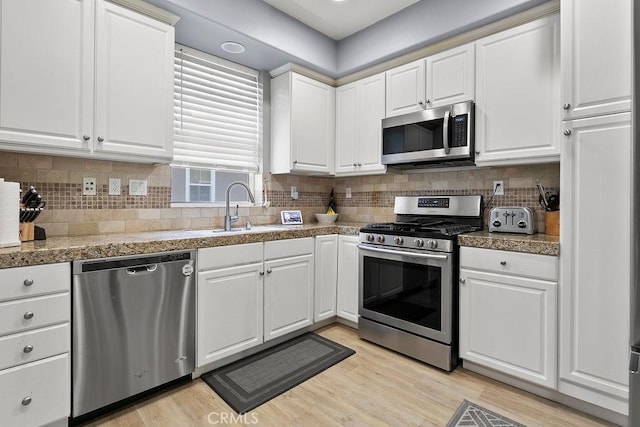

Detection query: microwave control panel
(452, 114), (468, 147)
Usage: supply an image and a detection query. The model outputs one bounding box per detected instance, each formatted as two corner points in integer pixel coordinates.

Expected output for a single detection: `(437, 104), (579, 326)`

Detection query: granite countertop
(0, 223), (365, 269)
(457, 230), (559, 256)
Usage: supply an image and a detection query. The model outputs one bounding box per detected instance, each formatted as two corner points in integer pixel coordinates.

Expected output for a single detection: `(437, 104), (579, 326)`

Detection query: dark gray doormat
(446, 400), (526, 427)
(201, 332), (355, 414)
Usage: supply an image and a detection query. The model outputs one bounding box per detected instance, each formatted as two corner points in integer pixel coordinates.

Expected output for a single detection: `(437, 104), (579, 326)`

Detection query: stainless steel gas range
(358, 195), (483, 371)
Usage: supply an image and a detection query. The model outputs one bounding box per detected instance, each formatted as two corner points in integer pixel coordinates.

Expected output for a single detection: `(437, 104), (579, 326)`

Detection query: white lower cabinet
(459, 247), (557, 388)
(314, 235), (338, 322)
(197, 238), (314, 366)
(0, 263), (71, 426)
(337, 235), (359, 324)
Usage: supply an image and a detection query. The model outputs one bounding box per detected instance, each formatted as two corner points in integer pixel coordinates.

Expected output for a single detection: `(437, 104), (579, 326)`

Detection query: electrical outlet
(82, 177), (96, 196)
(493, 180), (504, 196)
(346, 188), (352, 199)
(290, 186), (298, 200)
(129, 179), (148, 196)
(108, 178), (121, 196)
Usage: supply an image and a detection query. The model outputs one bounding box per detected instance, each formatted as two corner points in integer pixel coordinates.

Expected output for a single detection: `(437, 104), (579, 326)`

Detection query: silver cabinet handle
(459, 278), (466, 284)
(266, 268), (272, 274)
(23, 311), (34, 320)
(500, 260), (507, 266)
(22, 397), (32, 406)
(293, 160), (297, 164)
(97, 136), (104, 142)
(259, 271), (265, 276)
(23, 279), (34, 287)
(23, 345), (33, 353)
(564, 129), (572, 136)
(426, 99), (431, 104)
(82, 135), (90, 141)
(475, 151), (480, 155)
(418, 100), (423, 105)
(563, 103), (571, 110)
(353, 163), (357, 167)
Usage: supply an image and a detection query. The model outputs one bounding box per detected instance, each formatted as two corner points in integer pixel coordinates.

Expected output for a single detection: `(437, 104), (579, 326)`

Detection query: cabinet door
(475, 15), (560, 166)
(290, 73), (335, 174)
(197, 262), (263, 366)
(94, 0), (174, 161)
(459, 268), (556, 388)
(0, 0), (93, 153)
(335, 83), (358, 174)
(425, 43), (475, 108)
(561, 0), (631, 119)
(559, 113), (630, 414)
(337, 236), (359, 324)
(357, 73), (386, 174)
(385, 59), (425, 117)
(314, 235), (338, 322)
(264, 254), (314, 341)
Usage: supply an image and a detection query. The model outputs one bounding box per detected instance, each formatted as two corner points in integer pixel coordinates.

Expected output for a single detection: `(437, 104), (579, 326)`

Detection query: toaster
(488, 206), (536, 234)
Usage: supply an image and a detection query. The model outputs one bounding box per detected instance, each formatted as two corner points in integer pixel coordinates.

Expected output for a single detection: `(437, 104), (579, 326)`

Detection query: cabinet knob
(563, 103), (571, 110)
(23, 311), (34, 320)
(23, 345), (33, 353)
(564, 129), (572, 136)
(293, 160), (297, 164)
(475, 151), (480, 155)
(97, 136), (104, 143)
(500, 260), (507, 266)
(23, 279), (34, 287)
(357, 163), (362, 167)
(266, 268), (272, 274)
(353, 163), (357, 167)
(426, 99), (431, 104)
(82, 135), (90, 141)
(418, 100), (423, 105)
(259, 271), (264, 276)
(459, 278), (466, 284)
(21, 397), (32, 406)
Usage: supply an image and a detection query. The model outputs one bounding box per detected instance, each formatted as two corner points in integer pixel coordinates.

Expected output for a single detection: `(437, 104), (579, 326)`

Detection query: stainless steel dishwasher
(72, 250), (196, 419)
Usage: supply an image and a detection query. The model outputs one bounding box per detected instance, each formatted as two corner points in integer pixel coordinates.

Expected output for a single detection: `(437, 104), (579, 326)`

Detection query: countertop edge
(457, 231), (560, 256)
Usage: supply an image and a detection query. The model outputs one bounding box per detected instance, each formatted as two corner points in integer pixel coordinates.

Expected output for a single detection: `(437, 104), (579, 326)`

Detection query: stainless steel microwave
(381, 101), (474, 168)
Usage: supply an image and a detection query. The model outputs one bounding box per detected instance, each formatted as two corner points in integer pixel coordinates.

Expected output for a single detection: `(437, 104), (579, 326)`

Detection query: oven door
(358, 243), (453, 344)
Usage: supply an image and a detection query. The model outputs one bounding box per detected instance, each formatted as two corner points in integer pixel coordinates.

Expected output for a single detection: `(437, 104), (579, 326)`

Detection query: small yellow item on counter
(326, 207), (335, 215)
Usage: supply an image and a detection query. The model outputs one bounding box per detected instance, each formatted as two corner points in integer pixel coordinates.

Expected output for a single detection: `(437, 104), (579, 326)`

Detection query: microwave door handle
(443, 109), (450, 154)
(358, 244), (449, 261)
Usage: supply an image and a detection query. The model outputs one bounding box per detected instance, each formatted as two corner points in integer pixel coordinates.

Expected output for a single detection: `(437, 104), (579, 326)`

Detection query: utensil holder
(545, 210), (559, 236)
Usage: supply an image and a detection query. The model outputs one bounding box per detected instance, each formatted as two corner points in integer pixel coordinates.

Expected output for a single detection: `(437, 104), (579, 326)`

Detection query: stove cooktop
(360, 221), (480, 238)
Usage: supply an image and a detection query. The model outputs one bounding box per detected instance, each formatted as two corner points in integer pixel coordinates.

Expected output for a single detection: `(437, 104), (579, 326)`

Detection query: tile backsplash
(0, 151), (559, 236)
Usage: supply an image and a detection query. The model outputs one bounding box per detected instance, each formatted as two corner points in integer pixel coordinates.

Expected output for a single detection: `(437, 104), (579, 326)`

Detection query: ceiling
(143, 0), (548, 78)
(261, 0), (420, 40)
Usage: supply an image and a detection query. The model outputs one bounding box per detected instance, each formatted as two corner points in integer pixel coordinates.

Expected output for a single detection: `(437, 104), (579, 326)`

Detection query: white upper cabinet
(0, 0), (93, 153)
(475, 14), (560, 166)
(271, 71), (335, 175)
(425, 43), (475, 108)
(335, 73), (386, 176)
(94, 0), (174, 160)
(385, 59), (425, 117)
(561, 0), (631, 120)
(0, 0), (175, 163)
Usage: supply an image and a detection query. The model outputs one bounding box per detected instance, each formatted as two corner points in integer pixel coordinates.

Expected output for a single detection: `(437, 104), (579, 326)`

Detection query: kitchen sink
(183, 225), (286, 236)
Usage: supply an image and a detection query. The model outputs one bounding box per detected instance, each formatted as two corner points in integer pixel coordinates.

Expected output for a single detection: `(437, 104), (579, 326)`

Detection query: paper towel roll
(0, 178), (21, 247)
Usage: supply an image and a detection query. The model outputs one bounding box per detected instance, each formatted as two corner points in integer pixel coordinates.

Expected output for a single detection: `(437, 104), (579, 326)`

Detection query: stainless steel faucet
(224, 181), (255, 231)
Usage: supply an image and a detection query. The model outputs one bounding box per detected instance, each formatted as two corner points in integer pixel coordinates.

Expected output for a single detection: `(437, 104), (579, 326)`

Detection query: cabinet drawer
(0, 353), (69, 426)
(0, 324), (69, 371)
(0, 263), (70, 302)
(198, 243), (263, 271)
(265, 237), (314, 260)
(0, 293), (70, 336)
(460, 247), (558, 281)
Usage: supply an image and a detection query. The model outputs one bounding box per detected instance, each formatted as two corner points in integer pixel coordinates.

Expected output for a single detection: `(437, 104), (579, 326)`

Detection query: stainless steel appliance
(381, 101), (475, 168)
(72, 251), (196, 419)
(358, 195), (482, 371)
(488, 206), (536, 234)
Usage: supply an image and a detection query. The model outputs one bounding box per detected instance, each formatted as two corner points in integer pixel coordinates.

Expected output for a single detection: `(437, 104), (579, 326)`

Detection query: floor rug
(446, 399), (526, 427)
(201, 332), (355, 414)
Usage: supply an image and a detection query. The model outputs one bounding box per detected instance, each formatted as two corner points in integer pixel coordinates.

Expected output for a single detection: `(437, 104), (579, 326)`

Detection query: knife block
(19, 222), (34, 242)
(544, 210), (559, 236)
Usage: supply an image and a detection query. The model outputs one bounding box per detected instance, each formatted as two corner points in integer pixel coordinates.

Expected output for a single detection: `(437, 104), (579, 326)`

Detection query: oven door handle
(358, 244), (449, 261)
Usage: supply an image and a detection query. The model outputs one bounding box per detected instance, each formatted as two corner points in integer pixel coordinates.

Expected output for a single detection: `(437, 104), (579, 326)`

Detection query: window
(171, 44), (262, 205)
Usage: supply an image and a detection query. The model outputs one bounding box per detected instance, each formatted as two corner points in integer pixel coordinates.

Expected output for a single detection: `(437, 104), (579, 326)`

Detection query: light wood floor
(83, 324), (615, 426)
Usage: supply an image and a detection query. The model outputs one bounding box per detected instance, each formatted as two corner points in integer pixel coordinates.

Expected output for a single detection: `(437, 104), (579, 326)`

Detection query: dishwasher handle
(126, 264), (158, 275)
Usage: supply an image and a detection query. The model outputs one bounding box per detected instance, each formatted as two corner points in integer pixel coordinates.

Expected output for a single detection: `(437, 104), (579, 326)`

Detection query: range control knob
(376, 235), (386, 243)
(492, 220), (501, 227)
(414, 239), (425, 248)
(366, 234), (375, 242)
(394, 237), (404, 245)
(426, 240), (437, 249)
(518, 220), (527, 228)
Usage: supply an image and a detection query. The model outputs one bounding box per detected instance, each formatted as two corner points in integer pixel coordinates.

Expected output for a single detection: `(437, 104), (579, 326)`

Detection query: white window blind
(173, 45), (261, 173)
